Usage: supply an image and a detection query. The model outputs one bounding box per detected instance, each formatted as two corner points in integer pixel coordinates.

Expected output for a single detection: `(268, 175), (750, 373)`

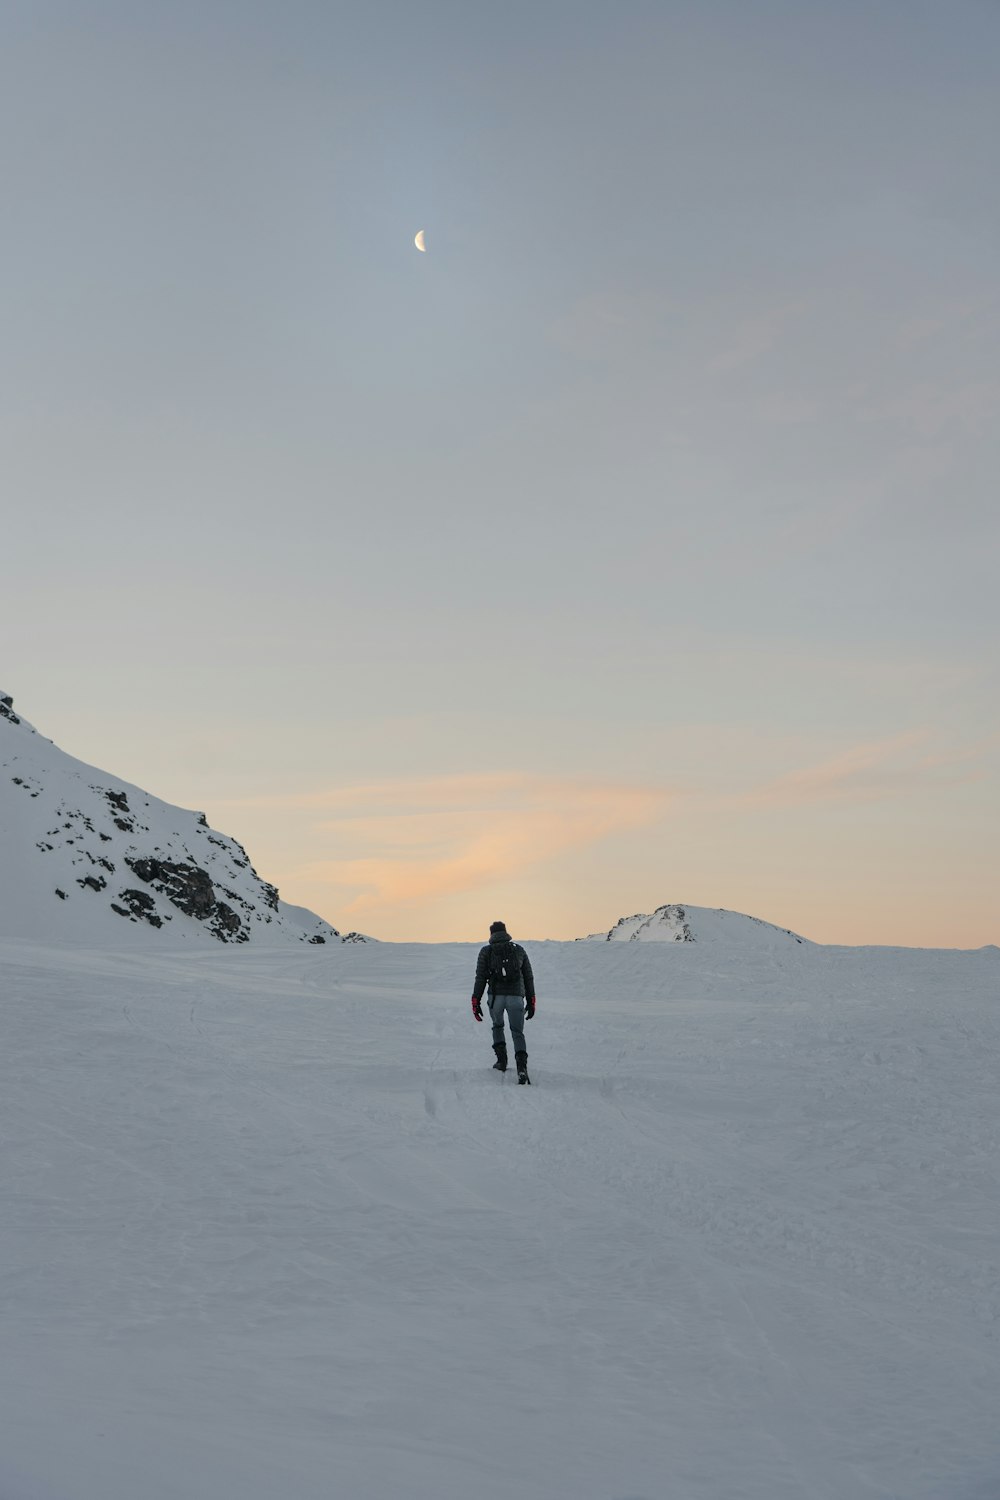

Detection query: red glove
(525, 995), (536, 1020)
(472, 996), (483, 1022)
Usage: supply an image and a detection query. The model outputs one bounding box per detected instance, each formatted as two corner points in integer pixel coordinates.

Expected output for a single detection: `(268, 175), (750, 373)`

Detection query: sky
(2, 0), (998, 945)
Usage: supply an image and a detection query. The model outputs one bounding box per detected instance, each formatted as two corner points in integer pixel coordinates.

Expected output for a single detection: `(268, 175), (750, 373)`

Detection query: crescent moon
(414, 230), (426, 252)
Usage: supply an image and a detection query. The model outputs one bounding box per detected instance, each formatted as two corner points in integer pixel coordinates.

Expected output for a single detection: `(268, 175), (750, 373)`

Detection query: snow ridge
(0, 690), (362, 948)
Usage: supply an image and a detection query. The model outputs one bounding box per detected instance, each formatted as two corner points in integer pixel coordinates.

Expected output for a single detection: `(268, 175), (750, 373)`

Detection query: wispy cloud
(738, 731), (995, 811)
(205, 722), (996, 941)
(868, 380), (1000, 440)
(547, 289), (675, 362)
(705, 301), (804, 376)
(283, 772), (671, 919)
(895, 296), (997, 351)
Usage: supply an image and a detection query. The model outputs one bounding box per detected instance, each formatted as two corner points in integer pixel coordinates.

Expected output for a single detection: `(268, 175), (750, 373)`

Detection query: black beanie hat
(489, 921), (507, 935)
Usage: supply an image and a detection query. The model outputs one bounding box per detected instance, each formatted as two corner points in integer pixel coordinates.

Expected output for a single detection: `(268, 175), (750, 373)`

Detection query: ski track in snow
(1, 937), (999, 1500)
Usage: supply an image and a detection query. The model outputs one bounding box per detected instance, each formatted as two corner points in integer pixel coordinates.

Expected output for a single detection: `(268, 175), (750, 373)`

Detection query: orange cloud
(288, 772), (671, 919)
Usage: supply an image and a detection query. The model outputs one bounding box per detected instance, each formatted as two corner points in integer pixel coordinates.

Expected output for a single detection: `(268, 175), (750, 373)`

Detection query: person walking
(471, 920), (536, 1084)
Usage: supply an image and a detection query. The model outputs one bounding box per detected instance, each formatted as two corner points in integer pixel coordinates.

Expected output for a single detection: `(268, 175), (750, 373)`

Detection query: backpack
(488, 940), (523, 988)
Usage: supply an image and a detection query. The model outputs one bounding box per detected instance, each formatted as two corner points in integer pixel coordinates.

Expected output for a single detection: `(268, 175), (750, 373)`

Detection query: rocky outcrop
(124, 857), (246, 943)
(608, 904), (695, 942)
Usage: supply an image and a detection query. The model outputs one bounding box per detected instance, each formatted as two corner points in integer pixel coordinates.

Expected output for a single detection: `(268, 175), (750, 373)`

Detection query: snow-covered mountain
(0, 690), (364, 947)
(579, 901), (809, 946)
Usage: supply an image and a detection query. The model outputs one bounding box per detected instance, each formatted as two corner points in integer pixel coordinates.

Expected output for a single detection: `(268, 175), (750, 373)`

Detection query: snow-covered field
(2, 932), (998, 1500)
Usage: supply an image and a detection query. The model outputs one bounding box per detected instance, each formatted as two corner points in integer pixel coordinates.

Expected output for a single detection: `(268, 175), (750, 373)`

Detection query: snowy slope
(0, 690), (361, 947)
(1, 933), (998, 1500)
(581, 901), (809, 946)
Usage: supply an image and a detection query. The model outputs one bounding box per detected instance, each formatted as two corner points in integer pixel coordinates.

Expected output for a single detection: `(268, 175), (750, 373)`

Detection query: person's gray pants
(488, 992), (526, 1056)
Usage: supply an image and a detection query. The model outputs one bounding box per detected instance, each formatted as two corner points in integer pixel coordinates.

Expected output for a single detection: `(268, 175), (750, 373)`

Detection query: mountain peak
(579, 903), (809, 946)
(0, 691), (362, 948)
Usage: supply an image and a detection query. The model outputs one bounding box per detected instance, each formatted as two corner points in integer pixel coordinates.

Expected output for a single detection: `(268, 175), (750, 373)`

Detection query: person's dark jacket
(473, 932), (534, 1001)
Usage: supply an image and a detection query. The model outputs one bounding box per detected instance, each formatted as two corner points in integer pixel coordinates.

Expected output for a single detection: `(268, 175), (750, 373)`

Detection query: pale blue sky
(3, 1), (998, 941)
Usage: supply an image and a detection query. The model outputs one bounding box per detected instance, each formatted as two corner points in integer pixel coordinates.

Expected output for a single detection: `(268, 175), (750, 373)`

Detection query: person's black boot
(515, 1050), (530, 1085)
(492, 1044), (508, 1072)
